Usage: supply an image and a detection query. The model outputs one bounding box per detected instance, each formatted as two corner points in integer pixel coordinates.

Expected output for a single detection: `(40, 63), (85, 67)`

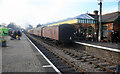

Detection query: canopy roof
(44, 14), (96, 26)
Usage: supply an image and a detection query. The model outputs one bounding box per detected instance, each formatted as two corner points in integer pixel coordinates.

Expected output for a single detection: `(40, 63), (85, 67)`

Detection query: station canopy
(74, 14), (96, 24)
(44, 14), (97, 26)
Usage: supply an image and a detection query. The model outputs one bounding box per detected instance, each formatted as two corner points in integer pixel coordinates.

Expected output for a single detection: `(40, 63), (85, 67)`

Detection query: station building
(102, 12), (120, 41)
(45, 11), (120, 42)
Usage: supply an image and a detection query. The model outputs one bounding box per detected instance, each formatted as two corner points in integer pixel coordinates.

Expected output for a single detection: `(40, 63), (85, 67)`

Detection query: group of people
(10, 30), (22, 40)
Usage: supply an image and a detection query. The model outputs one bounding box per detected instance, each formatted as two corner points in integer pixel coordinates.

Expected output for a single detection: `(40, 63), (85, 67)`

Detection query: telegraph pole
(98, 0), (102, 42)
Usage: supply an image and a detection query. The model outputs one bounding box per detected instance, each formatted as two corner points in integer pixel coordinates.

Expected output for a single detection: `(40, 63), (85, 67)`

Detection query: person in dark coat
(13, 30), (17, 39)
(114, 31), (119, 43)
(17, 30), (22, 40)
(10, 30), (14, 40)
(76, 29), (81, 41)
(111, 30), (115, 43)
(8, 30), (12, 36)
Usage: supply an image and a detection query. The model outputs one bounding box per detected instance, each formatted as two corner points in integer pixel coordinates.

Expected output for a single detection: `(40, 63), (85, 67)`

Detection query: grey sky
(0, 0), (119, 28)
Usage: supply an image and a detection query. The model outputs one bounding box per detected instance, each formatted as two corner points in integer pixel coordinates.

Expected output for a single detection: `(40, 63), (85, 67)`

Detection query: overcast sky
(0, 0), (119, 28)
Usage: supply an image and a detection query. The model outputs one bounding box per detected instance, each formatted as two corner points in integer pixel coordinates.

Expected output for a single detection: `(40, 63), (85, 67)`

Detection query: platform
(2, 33), (60, 73)
(75, 41), (120, 53)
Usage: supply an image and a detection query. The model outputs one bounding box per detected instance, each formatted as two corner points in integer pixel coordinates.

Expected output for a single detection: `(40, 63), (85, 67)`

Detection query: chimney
(94, 10), (98, 15)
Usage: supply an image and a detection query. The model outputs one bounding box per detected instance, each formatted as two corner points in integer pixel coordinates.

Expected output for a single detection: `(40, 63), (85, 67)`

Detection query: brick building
(102, 11), (120, 41)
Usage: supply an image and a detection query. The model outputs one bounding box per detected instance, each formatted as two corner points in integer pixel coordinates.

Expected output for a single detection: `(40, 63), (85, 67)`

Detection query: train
(27, 24), (75, 43)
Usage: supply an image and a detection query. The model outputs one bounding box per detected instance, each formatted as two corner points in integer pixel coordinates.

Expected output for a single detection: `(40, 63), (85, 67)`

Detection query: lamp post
(98, 0), (102, 42)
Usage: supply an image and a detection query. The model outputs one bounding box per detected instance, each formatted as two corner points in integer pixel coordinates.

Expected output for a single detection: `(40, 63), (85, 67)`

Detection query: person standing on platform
(17, 30), (22, 40)
(13, 30), (17, 39)
(114, 31), (119, 44)
(111, 30), (115, 43)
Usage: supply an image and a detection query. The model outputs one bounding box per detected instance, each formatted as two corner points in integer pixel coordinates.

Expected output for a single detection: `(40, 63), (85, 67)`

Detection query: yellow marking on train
(47, 19), (77, 27)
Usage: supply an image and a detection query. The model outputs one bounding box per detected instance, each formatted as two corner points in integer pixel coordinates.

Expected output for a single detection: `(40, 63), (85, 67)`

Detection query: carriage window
(50, 30), (51, 34)
(54, 29), (56, 35)
(48, 30), (49, 33)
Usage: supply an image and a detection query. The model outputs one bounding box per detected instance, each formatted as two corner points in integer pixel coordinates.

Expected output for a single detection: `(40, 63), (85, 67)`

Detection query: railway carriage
(36, 27), (42, 36)
(27, 24), (75, 43)
(27, 29), (34, 34)
(43, 24), (75, 43)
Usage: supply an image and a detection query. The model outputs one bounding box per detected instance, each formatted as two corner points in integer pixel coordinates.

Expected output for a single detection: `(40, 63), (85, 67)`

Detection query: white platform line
(42, 65), (52, 68)
(25, 34), (62, 74)
(75, 41), (120, 53)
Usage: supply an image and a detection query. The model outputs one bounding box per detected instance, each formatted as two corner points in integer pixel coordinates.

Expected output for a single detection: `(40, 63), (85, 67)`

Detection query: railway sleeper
(72, 55), (78, 58)
(49, 58), (61, 62)
(86, 61), (113, 72)
(106, 65), (117, 69)
(108, 67), (117, 71)
(69, 54), (75, 56)
(66, 53), (71, 55)
(98, 62), (109, 66)
(89, 58), (99, 62)
(101, 64), (113, 67)
(96, 65), (115, 72)
(60, 68), (76, 72)
(57, 65), (72, 69)
(54, 62), (68, 66)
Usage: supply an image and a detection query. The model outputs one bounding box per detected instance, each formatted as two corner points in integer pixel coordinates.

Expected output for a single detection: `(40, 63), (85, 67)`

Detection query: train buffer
(2, 33), (61, 73)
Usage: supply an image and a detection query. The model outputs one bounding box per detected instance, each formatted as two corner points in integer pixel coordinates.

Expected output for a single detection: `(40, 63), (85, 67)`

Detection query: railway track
(26, 34), (85, 73)
(61, 49), (117, 72)
(26, 34), (118, 73)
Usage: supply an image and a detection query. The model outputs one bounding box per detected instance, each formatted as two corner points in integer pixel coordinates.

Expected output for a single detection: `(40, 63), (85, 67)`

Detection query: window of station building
(84, 19), (86, 23)
(88, 19), (90, 24)
(81, 19), (83, 23)
(83, 19), (85, 23)
(94, 20), (96, 24)
(79, 19), (81, 23)
(90, 19), (92, 24)
(85, 19), (87, 23)
(87, 19), (89, 23)
(86, 19), (88, 23)
(80, 19), (82, 23)
(88, 19), (91, 24)
(78, 19), (81, 23)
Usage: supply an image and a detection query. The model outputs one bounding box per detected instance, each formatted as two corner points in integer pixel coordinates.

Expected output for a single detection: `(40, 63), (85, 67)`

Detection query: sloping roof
(74, 14), (95, 19)
(87, 14), (99, 20)
(102, 11), (120, 22)
(44, 14), (95, 26)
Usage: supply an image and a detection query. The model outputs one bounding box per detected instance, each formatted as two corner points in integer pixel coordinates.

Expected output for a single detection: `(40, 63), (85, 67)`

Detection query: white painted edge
(25, 34), (62, 74)
(75, 41), (120, 53)
(42, 65), (52, 68)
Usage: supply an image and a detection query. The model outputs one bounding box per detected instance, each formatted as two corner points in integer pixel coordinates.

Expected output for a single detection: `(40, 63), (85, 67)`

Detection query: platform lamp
(98, 0), (103, 42)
